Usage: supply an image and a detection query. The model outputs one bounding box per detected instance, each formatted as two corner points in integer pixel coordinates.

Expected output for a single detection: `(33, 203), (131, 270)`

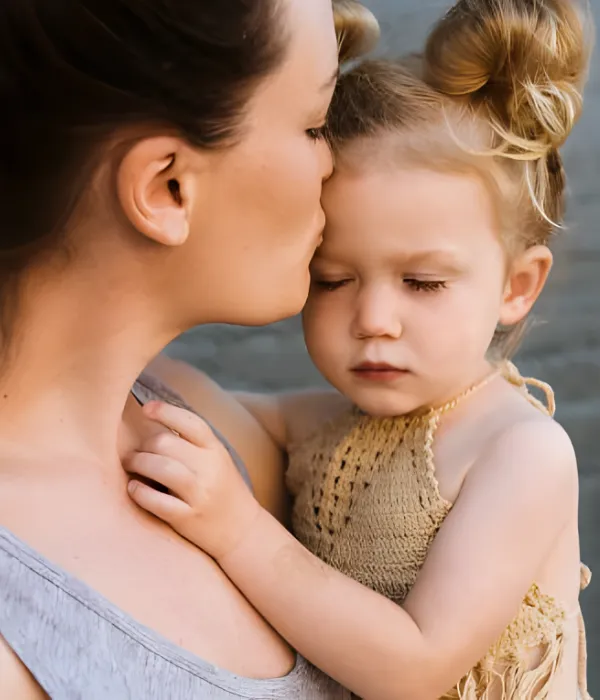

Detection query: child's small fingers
(126, 452), (195, 499)
(140, 429), (212, 472)
(127, 480), (190, 524)
(143, 401), (218, 449)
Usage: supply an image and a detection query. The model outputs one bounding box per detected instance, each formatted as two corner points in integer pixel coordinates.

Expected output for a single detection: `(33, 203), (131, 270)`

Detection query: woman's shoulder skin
(145, 353), (289, 523)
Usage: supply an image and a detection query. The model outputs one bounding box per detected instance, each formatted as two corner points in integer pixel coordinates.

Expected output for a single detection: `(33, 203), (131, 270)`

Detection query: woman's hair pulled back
(0, 0), (287, 294)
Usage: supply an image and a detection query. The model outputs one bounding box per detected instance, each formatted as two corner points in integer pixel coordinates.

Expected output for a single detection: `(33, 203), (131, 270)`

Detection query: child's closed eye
(312, 278), (351, 292)
(404, 279), (447, 293)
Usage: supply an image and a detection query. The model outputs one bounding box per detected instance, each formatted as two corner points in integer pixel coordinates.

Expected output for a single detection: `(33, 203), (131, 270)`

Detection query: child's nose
(352, 287), (403, 340)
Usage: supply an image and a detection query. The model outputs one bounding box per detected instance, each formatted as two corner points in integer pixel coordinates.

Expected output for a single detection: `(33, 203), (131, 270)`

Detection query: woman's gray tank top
(0, 374), (349, 699)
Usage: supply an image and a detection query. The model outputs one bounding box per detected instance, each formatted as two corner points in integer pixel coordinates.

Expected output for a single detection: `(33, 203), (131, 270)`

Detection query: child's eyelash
(404, 279), (447, 292)
(314, 279), (447, 293)
(313, 279), (349, 291)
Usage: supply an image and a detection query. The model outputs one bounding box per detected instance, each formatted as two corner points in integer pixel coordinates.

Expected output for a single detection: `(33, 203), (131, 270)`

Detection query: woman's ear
(499, 245), (553, 326)
(117, 136), (200, 247)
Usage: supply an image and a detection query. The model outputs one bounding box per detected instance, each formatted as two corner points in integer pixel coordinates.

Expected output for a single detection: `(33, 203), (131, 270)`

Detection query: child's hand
(125, 400), (261, 561)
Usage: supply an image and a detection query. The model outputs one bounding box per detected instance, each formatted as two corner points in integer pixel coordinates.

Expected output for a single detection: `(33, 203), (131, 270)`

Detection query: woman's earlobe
(155, 203), (190, 247)
(148, 175), (191, 246)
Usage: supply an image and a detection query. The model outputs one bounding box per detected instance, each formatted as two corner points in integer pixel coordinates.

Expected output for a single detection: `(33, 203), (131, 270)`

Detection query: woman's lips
(351, 363), (409, 382)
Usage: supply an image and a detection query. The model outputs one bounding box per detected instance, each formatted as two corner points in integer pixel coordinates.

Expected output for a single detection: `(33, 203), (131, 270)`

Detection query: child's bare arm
(233, 389), (351, 449)
(126, 403), (576, 700)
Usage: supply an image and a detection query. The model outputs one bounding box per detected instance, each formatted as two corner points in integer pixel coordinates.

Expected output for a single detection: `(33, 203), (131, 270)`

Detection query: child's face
(303, 166), (521, 416)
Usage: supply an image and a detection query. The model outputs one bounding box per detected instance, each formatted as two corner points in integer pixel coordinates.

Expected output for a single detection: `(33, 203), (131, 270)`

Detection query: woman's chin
(236, 291), (310, 327)
(267, 278), (312, 323)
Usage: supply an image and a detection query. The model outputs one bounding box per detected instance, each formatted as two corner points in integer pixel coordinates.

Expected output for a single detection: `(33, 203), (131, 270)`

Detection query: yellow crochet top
(287, 363), (591, 699)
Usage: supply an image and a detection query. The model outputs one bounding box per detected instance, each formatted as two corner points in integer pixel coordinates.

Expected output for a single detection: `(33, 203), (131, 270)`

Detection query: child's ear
(499, 245), (553, 326)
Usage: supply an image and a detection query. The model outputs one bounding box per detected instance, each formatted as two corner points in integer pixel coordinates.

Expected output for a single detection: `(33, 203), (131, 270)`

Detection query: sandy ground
(167, 1), (600, 691)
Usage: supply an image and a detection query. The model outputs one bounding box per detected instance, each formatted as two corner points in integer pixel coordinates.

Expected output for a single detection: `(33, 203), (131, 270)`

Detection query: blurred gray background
(167, 0), (599, 691)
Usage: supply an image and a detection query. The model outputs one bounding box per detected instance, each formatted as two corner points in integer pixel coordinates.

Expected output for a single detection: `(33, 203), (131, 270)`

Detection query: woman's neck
(0, 266), (182, 469)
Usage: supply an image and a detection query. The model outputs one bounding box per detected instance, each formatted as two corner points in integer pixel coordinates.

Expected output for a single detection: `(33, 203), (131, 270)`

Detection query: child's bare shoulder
(484, 382), (573, 459)
(467, 392), (578, 517)
(435, 380), (575, 504)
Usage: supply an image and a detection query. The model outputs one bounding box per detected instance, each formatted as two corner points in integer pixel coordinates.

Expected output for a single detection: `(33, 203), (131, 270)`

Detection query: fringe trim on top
(442, 633), (564, 700)
(440, 565), (593, 700)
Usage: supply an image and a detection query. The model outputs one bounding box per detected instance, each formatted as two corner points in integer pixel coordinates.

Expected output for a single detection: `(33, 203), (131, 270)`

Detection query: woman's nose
(352, 287), (403, 340)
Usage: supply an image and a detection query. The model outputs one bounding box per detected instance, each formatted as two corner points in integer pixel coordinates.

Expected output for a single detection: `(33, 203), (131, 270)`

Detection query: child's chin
(352, 392), (423, 418)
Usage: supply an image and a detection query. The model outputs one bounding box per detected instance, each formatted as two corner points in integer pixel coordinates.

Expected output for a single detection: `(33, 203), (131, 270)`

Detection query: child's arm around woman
(125, 398), (577, 700)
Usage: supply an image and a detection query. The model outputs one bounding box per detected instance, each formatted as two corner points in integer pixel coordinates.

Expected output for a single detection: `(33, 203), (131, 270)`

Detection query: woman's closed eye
(404, 278), (447, 293)
(306, 124), (326, 141)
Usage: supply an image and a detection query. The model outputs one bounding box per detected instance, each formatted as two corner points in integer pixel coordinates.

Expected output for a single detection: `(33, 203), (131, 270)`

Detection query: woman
(0, 0), (378, 697)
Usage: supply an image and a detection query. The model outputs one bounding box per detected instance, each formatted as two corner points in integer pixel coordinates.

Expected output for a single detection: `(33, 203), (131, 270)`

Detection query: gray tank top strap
(132, 372), (253, 491)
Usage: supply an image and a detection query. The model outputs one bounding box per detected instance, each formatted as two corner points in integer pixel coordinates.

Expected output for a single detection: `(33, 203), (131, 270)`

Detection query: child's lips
(351, 363), (409, 382)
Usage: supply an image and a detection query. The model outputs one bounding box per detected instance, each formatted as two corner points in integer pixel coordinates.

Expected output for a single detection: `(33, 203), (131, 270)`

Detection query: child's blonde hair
(328, 0), (593, 357)
(333, 0), (381, 62)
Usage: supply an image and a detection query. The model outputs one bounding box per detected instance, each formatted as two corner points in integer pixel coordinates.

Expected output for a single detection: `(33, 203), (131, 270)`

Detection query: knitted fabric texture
(287, 363), (591, 699)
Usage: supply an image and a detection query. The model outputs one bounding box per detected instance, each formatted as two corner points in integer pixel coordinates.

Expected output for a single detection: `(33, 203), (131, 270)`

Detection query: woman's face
(177, 0), (338, 326)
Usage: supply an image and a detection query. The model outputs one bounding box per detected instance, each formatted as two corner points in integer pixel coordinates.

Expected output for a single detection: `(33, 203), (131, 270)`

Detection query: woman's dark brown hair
(0, 0), (286, 339)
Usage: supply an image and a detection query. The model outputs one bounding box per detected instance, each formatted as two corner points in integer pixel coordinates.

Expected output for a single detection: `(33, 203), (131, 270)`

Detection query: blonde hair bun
(424, 0), (593, 158)
(334, 0), (381, 63)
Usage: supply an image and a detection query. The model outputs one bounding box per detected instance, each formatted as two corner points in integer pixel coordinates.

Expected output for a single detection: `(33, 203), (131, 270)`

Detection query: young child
(126, 0), (594, 697)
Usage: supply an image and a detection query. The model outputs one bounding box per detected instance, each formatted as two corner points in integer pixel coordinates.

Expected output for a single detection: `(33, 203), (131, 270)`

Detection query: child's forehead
(323, 168), (497, 239)
(318, 166), (504, 270)
(324, 162), (490, 210)
(312, 243), (469, 272)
